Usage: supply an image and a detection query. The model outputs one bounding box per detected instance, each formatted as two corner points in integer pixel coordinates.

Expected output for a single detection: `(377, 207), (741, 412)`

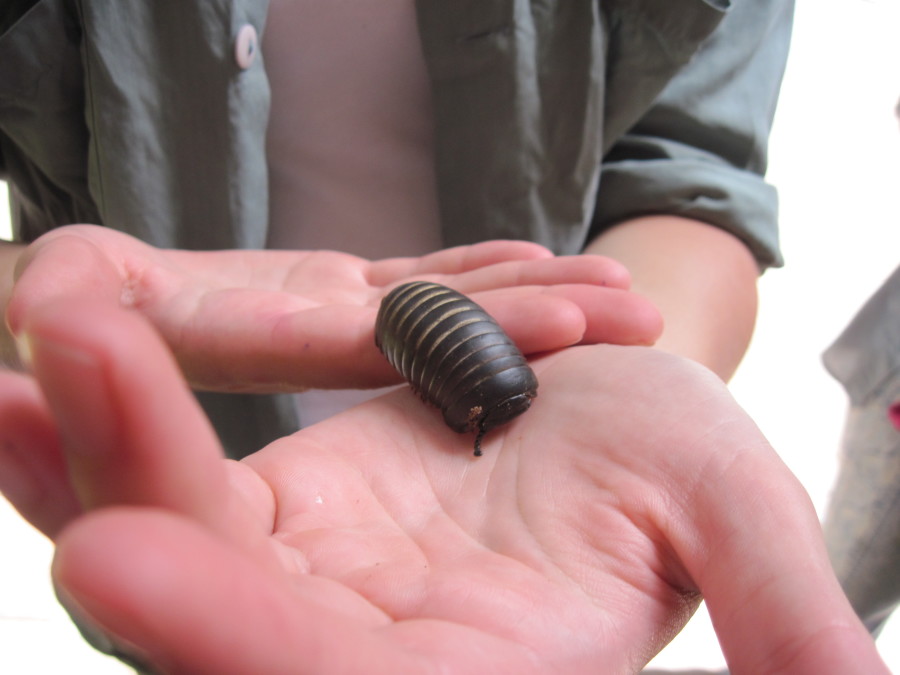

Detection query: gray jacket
(0, 0), (794, 456)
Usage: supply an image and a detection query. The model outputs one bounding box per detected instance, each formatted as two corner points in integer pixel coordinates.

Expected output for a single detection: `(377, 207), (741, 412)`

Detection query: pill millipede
(375, 281), (538, 456)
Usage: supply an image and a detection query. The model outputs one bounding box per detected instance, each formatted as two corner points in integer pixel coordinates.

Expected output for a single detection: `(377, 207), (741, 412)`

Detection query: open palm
(1, 301), (885, 674)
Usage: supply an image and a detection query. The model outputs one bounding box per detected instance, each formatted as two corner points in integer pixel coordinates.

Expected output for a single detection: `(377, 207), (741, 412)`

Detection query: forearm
(1, 240), (26, 368)
(585, 215), (759, 380)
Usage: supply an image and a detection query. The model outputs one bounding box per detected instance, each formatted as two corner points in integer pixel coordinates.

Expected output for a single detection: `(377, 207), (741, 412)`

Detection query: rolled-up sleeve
(592, 0), (794, 270)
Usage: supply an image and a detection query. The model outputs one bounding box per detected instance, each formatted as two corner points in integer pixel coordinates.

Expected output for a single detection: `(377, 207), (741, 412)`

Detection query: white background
(2, 0), (899, 671)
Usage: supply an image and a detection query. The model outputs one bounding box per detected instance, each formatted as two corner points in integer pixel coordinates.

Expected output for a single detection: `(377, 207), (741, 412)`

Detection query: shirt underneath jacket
(0, 0), (794, 457)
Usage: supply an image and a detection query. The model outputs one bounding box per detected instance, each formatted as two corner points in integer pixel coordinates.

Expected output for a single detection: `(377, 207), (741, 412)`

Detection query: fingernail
(28, 334), (115, 458)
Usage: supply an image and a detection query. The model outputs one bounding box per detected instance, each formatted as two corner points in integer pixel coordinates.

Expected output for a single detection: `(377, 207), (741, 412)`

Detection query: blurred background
(2, 0), (899, 671)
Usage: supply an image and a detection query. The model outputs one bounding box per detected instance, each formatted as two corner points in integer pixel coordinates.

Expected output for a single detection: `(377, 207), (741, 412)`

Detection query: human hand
(6, 225), (661, 390)
(0, 302), (886, 674)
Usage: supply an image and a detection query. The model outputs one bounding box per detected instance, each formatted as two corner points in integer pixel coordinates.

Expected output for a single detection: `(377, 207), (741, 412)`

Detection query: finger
(367, 240), (554, 284)
(370, 245), (633, 293)
(179, 301), (577, 392)
(7, 234), (125, 336)
(670, 431), (889, 673)
(22, 299), (233, 529)
(474, 284), (663, 348)
(193, 287), (648, 392)
(0, 371), (81, 538)
(430, 254), (632, 293)
(53, 508), (409, 675)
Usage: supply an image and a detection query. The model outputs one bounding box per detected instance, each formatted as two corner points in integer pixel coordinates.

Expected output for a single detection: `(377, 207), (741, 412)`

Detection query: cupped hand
(0, 301), (886, 674)
(6, 225), (661, 391)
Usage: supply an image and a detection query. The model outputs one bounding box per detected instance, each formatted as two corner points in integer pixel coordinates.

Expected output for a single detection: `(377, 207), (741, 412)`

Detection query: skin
(4, 215), (758, 385)
(587, 216), (761, 381)
(0, 300), (888, 675)
(2, 225), (662, 388)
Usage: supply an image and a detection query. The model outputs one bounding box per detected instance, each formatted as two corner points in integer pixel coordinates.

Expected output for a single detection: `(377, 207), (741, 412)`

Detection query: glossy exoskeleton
(375, 281), (538, 456)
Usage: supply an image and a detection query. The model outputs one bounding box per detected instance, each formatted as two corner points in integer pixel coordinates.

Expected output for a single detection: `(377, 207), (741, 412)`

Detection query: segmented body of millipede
(375, 281), (538, 456)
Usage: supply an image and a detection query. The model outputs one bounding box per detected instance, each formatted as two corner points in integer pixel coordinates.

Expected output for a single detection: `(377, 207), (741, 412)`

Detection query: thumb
(676, 440), (888, 674)
(53, 508), (406, 675)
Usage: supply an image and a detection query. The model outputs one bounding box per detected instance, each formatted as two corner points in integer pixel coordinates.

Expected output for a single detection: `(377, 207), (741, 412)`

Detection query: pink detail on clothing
(888, 401), (900, 431)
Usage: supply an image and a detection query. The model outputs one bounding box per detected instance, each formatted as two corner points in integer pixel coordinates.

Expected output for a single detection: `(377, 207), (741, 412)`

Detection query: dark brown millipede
(374, 281), (538, 456)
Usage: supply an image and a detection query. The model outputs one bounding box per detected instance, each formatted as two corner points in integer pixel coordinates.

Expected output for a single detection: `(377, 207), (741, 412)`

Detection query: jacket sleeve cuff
(591, 157), (783, 271)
